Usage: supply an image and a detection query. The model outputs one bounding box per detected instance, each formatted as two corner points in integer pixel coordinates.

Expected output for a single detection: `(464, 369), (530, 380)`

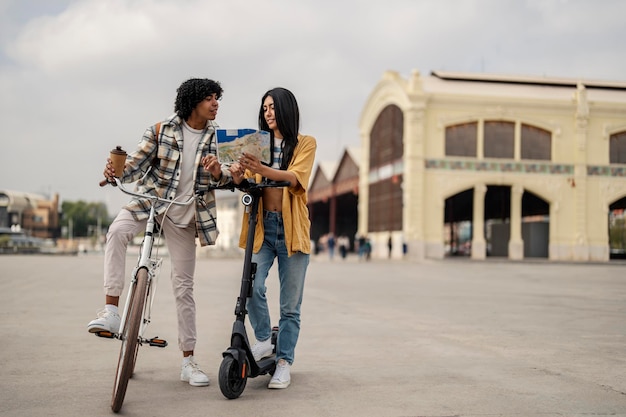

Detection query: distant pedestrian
(365, 238), (372, 261)
(357, 234), (366, 260)
(327, 233), (335, 260)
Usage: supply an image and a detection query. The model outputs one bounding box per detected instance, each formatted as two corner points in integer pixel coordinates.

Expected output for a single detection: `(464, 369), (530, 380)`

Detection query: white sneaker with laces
(251, 338), (274, 362)
(87, 309), (121, 333)
(268, 359), (290, 389)
(180, 356), (210, 387)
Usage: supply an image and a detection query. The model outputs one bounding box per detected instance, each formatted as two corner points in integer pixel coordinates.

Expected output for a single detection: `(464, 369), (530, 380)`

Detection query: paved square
(1, 254), (625, 416)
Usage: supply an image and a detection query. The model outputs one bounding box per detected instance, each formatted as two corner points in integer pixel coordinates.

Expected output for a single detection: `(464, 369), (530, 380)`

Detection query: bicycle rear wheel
(111, 268), (149, 413)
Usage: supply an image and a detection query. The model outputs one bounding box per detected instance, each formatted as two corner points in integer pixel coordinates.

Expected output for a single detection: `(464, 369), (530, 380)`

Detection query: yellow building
(358, 70), (626, 262)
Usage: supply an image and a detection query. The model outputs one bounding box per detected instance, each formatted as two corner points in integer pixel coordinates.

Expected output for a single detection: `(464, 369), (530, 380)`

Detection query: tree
(60, 201), (111, 238)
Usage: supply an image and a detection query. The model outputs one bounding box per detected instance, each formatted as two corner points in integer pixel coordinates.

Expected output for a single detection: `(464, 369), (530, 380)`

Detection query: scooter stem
(234, 186), (263, 319)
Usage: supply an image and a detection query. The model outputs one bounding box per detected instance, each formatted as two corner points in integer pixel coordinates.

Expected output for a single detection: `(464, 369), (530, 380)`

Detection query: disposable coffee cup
(110, 146), (127, 178)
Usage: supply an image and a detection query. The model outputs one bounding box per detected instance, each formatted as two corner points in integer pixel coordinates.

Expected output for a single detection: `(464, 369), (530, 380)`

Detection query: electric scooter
(218, 178), (290, 399)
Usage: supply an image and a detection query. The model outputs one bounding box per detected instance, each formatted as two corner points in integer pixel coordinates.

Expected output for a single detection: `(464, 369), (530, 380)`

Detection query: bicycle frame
(112, 177), (196, 344)
(116, 196), (162, 345)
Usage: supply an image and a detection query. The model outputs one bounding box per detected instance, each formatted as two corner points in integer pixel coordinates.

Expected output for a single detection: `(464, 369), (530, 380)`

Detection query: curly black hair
(174, 78), (223, 120)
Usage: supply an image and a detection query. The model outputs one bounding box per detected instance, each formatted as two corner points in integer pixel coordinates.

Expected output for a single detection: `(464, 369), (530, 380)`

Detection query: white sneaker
(180, 356), (210, 387)
(268, 359), (290, 389)
(87, 309), (121, 334)
(251, 338), (274, 362)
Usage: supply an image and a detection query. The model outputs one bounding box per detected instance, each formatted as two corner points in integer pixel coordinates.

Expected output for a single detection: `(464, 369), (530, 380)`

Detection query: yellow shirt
(238, 134), (317, 256)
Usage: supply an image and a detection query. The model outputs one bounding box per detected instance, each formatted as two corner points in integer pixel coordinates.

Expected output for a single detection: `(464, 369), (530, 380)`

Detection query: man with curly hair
(88, 78), (230, 387)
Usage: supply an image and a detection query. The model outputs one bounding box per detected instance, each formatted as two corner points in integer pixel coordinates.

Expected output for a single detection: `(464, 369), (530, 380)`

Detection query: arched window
(610, 131), (626, 164)
(370, 105), (403, 168)
(521, 124), (551, 160)
(445, 122), (477, 157)
(484, 121), (514, 159)
(368, 105), (403, 232)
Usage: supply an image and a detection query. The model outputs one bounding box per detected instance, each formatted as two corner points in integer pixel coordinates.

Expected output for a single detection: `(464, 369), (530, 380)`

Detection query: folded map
(215, 129), (271, 165)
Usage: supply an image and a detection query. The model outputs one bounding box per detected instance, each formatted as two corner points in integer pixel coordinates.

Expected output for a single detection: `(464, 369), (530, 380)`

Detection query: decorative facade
(358, 70), (626, 261)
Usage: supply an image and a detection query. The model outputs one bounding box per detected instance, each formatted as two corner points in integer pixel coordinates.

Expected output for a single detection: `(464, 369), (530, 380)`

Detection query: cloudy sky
(1, 0), (625, 213)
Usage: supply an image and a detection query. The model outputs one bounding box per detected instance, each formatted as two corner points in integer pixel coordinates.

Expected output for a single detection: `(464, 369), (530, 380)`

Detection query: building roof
(0, 190), (47, 212)
(318, 161), (339, 181)
(345, 146), (362, 164)
(432, 70), (626, 90)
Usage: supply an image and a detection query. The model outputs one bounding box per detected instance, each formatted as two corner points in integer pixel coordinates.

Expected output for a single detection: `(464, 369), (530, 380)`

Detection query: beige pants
(104, 209), (198, 352)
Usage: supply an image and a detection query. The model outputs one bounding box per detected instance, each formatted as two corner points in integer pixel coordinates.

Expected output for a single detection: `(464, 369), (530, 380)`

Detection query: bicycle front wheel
(111, 268), (149, 413)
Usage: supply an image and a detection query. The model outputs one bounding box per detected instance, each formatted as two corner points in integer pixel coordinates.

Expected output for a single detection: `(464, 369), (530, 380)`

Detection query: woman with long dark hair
(227, 87), (316, 389)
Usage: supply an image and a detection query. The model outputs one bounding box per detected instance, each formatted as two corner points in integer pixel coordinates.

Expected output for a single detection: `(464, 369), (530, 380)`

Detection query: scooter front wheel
(218, 355), (247, 399)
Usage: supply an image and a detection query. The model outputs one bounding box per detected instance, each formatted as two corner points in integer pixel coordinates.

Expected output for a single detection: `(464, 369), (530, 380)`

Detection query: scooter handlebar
(262, 180), (291, 188)
(238, 179), (290, 190)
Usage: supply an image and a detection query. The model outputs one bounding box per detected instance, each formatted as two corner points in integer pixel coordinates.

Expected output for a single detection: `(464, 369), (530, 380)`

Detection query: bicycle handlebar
(99, 177), (289, 204)
(99, 178), (113, 187)
(101, 177), (238, 206)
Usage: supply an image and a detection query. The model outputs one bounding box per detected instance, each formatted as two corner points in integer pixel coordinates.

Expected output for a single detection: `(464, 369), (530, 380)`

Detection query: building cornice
(432, 70), (626, 91)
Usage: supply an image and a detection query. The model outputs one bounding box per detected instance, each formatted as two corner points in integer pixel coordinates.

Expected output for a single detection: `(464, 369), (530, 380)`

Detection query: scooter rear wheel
(218, 355), (247, 399)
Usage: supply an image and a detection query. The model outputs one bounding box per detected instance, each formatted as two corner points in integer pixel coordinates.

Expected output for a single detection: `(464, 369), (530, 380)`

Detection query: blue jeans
(248, 210), (309, 365)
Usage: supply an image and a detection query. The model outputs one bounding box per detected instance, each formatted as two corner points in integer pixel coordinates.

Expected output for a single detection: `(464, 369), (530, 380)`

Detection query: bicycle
(95, 176), (231, 412)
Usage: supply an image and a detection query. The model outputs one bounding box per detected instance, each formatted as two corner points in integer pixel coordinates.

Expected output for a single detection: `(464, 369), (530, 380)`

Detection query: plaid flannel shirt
(120, 113), (231, 246)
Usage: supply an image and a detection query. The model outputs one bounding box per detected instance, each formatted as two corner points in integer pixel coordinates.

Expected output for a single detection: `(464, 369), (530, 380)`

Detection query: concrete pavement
(1, 253), (625, 417)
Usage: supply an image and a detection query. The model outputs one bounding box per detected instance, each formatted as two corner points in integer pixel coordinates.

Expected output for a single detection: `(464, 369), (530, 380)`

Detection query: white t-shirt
(167, 121), (202, 227)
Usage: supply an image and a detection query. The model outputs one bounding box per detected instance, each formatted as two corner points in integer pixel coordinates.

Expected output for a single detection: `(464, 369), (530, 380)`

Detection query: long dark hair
(175, 78), (223, 120)
(258, 87), (299, 170)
